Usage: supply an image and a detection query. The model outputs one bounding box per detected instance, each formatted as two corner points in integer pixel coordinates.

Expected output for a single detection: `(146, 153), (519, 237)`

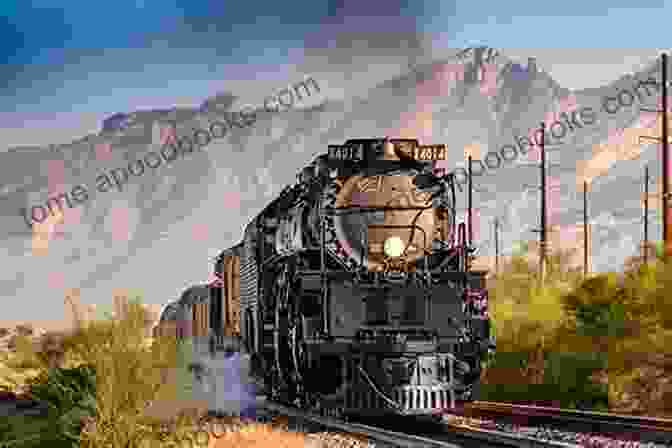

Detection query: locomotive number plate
(414, 144), (447, 160)
(328, 144), (364, 161)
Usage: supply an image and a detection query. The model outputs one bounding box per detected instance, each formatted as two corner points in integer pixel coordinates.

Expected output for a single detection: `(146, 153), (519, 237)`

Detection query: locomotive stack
(155, 138), (495, 419)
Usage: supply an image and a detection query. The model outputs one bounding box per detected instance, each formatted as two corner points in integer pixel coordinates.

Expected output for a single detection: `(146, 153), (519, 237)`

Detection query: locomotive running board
(435, 271), (475, 281)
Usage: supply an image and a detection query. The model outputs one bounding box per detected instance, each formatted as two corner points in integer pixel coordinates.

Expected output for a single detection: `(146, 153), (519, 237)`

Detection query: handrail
(327, 205), (434, 215)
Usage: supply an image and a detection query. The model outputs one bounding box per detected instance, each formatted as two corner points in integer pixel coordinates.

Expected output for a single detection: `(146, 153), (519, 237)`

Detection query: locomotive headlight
(384, 236), (405, 258)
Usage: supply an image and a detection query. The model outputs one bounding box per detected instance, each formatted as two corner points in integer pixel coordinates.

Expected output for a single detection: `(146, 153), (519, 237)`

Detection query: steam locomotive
(155, 138), (495, 418)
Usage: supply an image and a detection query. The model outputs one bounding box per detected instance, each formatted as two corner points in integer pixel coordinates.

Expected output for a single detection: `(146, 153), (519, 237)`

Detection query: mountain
(0, 46), (669, 320)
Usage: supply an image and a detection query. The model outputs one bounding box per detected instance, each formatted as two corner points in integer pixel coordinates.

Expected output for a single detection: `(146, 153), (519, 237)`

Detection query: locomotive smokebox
(332, 175), (448, 272)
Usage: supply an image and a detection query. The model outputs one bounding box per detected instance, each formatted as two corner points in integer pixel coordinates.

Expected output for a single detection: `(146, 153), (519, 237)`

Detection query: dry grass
(1, 293), (373, 448)
(134, 419), (316, 448)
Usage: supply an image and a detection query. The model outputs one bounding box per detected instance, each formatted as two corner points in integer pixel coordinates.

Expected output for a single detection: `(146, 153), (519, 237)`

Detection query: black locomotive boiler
(161, 138), (495, 418)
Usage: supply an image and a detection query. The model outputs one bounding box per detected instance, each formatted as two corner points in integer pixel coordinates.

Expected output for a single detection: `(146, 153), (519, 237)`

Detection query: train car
(153, 301), (180, 339)
(156, 253), (244, 347)
(173, 138), (495, 419)
(186, 285), (210, 350)
(213, 249), (242, 341)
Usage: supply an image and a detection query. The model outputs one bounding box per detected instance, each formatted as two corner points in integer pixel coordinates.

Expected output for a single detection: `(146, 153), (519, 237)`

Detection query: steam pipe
(467, 155), (473, 258)
(320, 214), (330, 337)
(446, 173), (457, 246)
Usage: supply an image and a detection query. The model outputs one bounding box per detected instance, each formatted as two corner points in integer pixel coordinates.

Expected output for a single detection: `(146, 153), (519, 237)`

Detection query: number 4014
(328, 144), (363, 160)
(414, 144), (446, 160)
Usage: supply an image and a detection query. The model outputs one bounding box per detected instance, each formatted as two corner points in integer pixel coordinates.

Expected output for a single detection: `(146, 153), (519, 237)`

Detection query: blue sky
(2, 0), (672, 322)
(428, 0), (668, 48)
(1, 0), (670, 145)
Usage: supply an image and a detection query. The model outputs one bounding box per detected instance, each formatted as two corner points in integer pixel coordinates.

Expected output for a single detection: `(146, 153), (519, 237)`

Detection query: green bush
(479, 350), (609, 409)
(1, 293), (202, 448)
(562, 274), (632, 338)
(567, 262), (672, 414)
(543, 351), (609, 409)
(0, 365), (97, 448)
(483, 246), (612, 410)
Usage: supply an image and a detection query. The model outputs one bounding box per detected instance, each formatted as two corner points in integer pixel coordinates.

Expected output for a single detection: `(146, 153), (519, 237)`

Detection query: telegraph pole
(640, 53), (670, 260)
(540, 122), (547, 285)
(468, 154), (473, 247)
(494, 217), (500, 276)
(644, 165), (649, 264)
(522, 121), (560, 285)
(664, 53), (670, 260)
(584, 180), (589, 277)
(467, 154), (473, 271)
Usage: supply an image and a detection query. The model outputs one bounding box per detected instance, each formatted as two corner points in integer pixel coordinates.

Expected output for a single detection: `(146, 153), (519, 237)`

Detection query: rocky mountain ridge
(0, 46), (669, 321)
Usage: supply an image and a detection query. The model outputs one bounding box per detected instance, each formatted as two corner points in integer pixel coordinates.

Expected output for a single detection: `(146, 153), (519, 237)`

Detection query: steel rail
(261, 399), (577, 448)
(462, 401), (672, 444)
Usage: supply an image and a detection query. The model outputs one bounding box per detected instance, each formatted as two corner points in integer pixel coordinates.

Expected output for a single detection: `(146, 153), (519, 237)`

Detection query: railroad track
(260, 398), (580, 448)
(451, 401), (672, 446)
(182, 364), (666, 446)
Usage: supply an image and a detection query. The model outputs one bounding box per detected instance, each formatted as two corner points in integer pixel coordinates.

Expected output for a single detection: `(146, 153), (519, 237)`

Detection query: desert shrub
(479, 348), (609, 409)
(6, 334), (18, 351)
(0, 412), (60, 448)
(562, 273), (630, 339)
(5, 328), (80, 376)
(542, 351), (609, 409)
(0, 345), (43, 395)
(2, 292), (202, 448)
(0, 365), (97, 448)
(556, 257), (672, 416)
(15, 323), (34, 337)
(489, 249), (578, 353)
(70, 296), (198, 448)
(483, 247), (608, 407)
(8, 334), (44, 370)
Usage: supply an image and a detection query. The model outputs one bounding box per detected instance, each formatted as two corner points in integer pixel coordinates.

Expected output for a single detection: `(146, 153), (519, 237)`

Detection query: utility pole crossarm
(639, 135), (672, 144)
